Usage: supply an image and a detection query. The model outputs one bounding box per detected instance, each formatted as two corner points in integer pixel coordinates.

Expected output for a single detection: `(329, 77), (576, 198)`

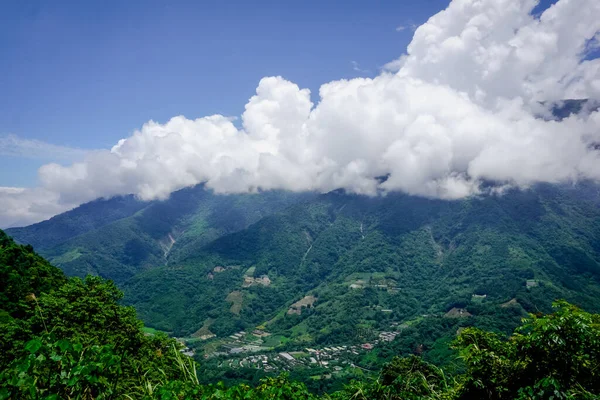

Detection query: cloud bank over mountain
(2, 0), (600, 227)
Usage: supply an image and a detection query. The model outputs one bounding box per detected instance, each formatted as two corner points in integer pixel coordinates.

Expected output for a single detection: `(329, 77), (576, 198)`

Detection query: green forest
(9, 184), (600, 346)
(2, 226), (600, 399)
(4, 183), (600, 398)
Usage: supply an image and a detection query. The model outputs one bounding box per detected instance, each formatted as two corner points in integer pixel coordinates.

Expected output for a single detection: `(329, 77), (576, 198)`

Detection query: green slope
(8, 182), (600, 371)
(5, 195), (147, 250)
(124, 184), (600, 349)
(10, 186), (315, 284)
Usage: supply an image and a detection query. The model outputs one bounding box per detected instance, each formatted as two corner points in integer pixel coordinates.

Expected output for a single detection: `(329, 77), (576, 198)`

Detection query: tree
(454, 301), (600, 399)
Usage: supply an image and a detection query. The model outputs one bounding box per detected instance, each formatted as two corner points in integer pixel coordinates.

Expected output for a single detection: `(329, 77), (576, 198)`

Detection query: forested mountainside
(6, 182), (600, 391)
(124, 183), (600, 337)
(5, 195), (148, 250)
(7, 186), (314, 284)
(1, 229), (599, 399)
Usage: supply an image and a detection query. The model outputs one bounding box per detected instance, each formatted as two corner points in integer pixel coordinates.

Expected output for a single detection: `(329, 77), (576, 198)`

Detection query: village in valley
(173, 266), (501, 376)
(176, 323), (407, 377)
(211, 329), (403, 374)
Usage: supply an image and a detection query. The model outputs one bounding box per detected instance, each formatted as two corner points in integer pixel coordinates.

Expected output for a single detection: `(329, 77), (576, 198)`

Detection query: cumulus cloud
(0, 187), (71, 228)
(1, 0), (600, 227)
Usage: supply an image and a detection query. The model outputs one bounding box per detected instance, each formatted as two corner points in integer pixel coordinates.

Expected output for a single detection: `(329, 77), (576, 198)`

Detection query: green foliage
(0, 232), (185, 398)
(0, 230), (66, 315)
(1, 337), (124, 399)
(330, 356), (457, 400)
(454, 301), (600, 399)
(148, 374), (319, 400)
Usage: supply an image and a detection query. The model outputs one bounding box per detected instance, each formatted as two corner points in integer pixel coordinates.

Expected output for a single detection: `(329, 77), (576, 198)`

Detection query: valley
(2, 225), (599, 398)
(7, 182), (600, 390)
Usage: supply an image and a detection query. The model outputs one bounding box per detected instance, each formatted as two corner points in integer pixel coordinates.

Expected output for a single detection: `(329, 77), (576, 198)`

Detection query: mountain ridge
(8, 186), (315, 283)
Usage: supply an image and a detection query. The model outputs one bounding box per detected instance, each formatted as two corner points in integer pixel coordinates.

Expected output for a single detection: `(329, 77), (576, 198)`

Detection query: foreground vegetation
(2, 229), (600, 399)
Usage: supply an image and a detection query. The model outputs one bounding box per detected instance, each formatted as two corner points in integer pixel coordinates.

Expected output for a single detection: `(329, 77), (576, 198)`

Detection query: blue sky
(0, 0), (457, 187)
(4, 0), (593, 228)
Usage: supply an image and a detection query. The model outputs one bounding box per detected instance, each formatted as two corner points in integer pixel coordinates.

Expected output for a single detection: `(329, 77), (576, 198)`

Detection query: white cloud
(0, 187), (74, 228)
(1, 0), (600, 228)
(351, 60), (370, 74)
(0, 134), (88, 161)
(396, 22), (418, 32)
(382, 55), (407, 72)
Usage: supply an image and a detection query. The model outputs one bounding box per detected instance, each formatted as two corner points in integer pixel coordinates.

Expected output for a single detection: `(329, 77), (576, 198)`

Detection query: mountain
(121, 183), (600, 351)
(3, 227), (599, 399)
(7, 186), (315, 284)
(4, 195), (147, 250)
(7, 182), (600, 373)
